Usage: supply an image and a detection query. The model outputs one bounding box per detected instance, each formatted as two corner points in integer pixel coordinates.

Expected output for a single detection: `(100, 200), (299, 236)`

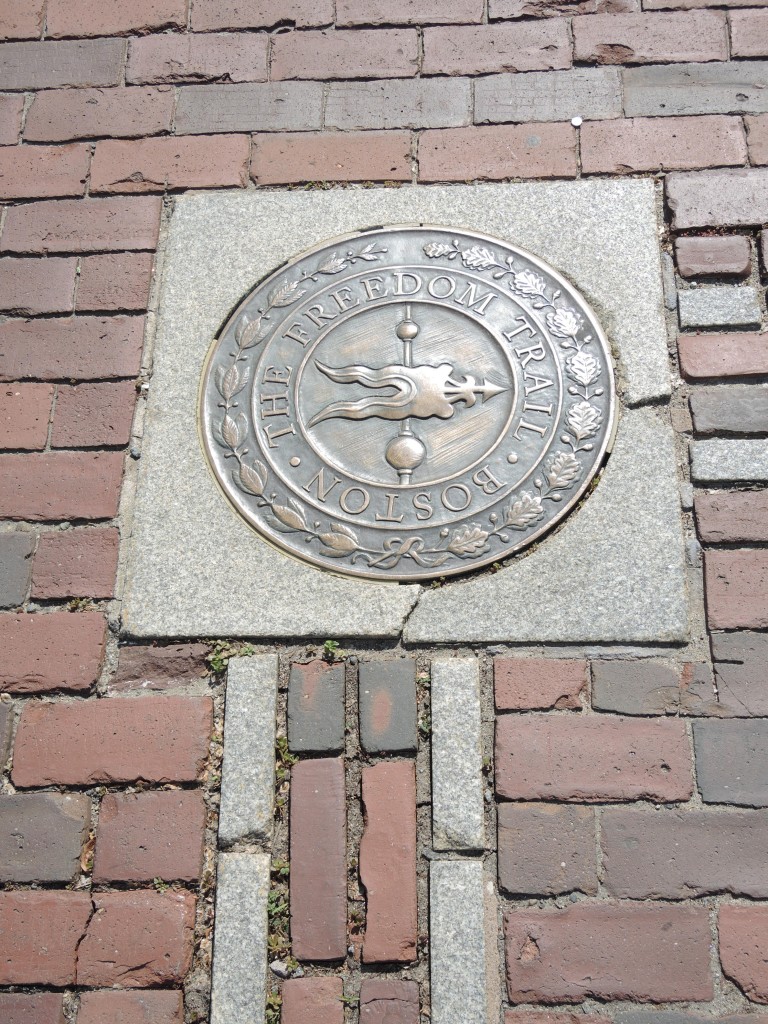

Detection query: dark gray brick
(359, 658), (417, 754)
(619, 1013), (767, 1024)
(694, 720), (768, 805)
(0, 792), (89, 882)
(288, 661), (345, 754)
(690, 385), (768, 436)
(624, 62), (768, 118)
(0, 532), (34, 609)
(174, 82), (324, 134)
(592, 660), (680, 715)
(498, 803), (597, 897)
(325, 78), (471, 130)
(0, 702), (12, 765)
(711, 631), (768, 716)
(475, 69), (621, 124)
(0, 39), (125, 92)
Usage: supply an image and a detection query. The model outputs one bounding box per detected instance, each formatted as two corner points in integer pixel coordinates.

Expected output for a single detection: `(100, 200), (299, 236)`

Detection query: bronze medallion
(199, 225), (617, 581)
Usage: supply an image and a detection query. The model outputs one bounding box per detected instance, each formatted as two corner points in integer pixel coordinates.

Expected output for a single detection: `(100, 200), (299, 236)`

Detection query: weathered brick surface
(93, 790), (205, 882)
(338, 0), (484, 23)
(675, 235), (751, 278)
(694, 720), (768, 805)
(504, 903), (713, 1003)
(504, 1015), (611, 1024)
(24, 87), (174, 142)
(174, 82), (324, 133)
(0, 382), (53, 449)
(288, 661), (345, 754)
(690, 386), (768, 435)
(625, 62), (768, 119)
(0, 993), (66, 1024)
(419, 124), (576, 181)
(667, 169), (768, 228)
(591, 659), (710, 715)
(1, 197), (162, 254)
(0, 611), (106, 693)
(46, 0), (186, 38)
(0, 257), (76, 315)
(76, 253), (154, 312)
(747, 116), (768, 165)
(325, 78), (471, 130)
(0, 40), (125, 91)
(495, 715), (693, 802)
(290, 757), (347, 961)
(128, 32), (268, 84)
(360, 980), (420, 1024)
(0, 702), (12, 765)
(679, 333), (768, 379)
(273, 28), (418, 80)
(110, 642), (210, 692)
(474, 68), (622, 124)
(0, 0), (45, 39)
(191, 0), (334, 30)
(360, 761), (417, 963)
(90, 135), (250, 193)
(0, 532), (34, 608)
(0, 451), (124, 520)
(603, 808), (768, 898)
(573, 11), (727, 64)
(0, 94), (24, 144)
(359, 658), (418, 754)
(0, 144), (89, 200)
(52, 381), (136, 448)
(0, 891), (91, 984)
(12, 695), (213, 786)
(581, 115), (745, 172)
(498, 803), (597, 896)
(719, 906), (768, 1003)
(77, 890), (195, 987)
(0, 792), (89, 883)
(0, 316), (145, 381)
(495, 658), (587, 710)
(705, 550), (768, 629)
(711, 632), (768, 717)
(31, 527), (120, 599)
(491, 0), (639, 13)
(281, 977), (344, 1024)
(730, 10), (768, 58)
(77, 991), (184, 1024)
(423, 21), (571, 75)
(251, 131), (411, 185)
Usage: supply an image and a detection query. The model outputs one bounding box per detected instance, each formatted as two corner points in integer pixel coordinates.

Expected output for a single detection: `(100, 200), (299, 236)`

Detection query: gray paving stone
(430, 859), (487, 1024)
(624, 61), (768, 118)
(0, 792), (89, 883)
(406, 407), (688, 644)
(691, 439), (768, 483)
(210, 852), (269, 1024)
(325, 78), (471, 130)
(690, 385), (768, 435)
(431, 657), (484, 851)
(678, 287), (762, 330)
(359, 658), (417, 754)
(287, 660), (345, 755)
(175, 82), (324, 133)
(218, 655), (278, 846)
(475, 69), (621, 124)
(667, 169), (768, 229)
(694, 720), (768, 806)
(0, 532), (34, 608)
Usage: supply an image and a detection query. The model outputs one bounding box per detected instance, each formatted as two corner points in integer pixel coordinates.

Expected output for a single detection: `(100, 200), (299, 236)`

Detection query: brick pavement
(0, 2), (767, 1022)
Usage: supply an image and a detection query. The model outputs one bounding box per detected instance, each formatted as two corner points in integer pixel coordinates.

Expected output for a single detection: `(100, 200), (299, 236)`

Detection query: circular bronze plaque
(199, 226), (617, 581)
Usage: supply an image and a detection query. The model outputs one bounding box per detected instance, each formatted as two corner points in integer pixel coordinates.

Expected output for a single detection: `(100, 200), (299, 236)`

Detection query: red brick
(423, 21), (570, 75)
(720, 905), (768, 1003)
(731, 10), (768, 58)
(494, 658), (586, 710)
(191, 0), (333, 29)
(0, 611), (106, 694)
(0, 315), (145, 381)
(360, 980), (419, 1024)
(0, 451), (123, 520)
(0, 94), (24, 145)
(573, 11), (728, 64)
(495, 714), (693, 802)
(281, 977), (344, 1024)
(0, 39), (125, 91)
(582, 115), (746, 173)
(93, 790), (206, 882)
(0, 382), (53, 449)
(2, 197), (162, 255)
(12, 695), (213, 786)
(77, 890), (195, 987)
(0, 0), (45, 39)
(706, 549), (768, 630)
(678, 332), (768, 379)
(696, 491), (768, 544)
(31, 527), (120, 599)
(0, 144), (89, 200)
(25, 87), (174, 145)
(675, 235), (751, 278)
(77, 252), (154, 312)
(272, 28), (418, 80)
(90, 134), (250, 193)
(46, 0), (186, 38)
(0, 257), (76, 314)
(338, 0), (484, 23)
(506, 903), (712, 1003)
(747, 115), (768, 166)
(0, 993), (66, 1024)
(110, 642), (210, 693)
(0, 891), (91, 985)
(77, 991), (183, 1024)
(498, 804), (597, 896)
(360, 761), (417, 964)
(251, 131), (411, 185)
(419, 124), (576, 181)
(290, 757), (347, 961)
(127, 32), (268, 84)
(52, 380), (136, 448)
